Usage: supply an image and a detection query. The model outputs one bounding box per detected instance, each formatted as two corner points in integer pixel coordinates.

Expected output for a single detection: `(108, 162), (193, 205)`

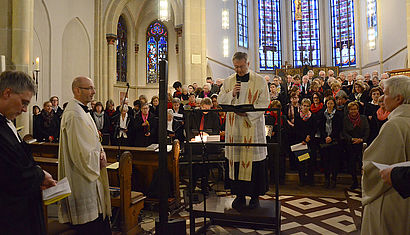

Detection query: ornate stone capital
(106, 33), (117, 45)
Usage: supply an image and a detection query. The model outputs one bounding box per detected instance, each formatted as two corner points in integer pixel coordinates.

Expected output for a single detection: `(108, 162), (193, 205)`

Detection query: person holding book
(218, 52), (270, 210)
(58, 76), (111, 234)
(0, 71), (56, 235)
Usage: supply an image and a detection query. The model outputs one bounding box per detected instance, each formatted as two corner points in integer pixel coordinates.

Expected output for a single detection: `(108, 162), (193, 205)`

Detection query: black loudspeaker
(155, 218), (186, 235)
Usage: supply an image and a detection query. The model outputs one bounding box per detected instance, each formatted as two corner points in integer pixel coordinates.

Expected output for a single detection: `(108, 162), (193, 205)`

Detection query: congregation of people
(32, 68), (394, 191)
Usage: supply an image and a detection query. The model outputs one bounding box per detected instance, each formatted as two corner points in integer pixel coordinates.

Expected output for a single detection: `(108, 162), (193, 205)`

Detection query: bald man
(58, 76), (111, 234)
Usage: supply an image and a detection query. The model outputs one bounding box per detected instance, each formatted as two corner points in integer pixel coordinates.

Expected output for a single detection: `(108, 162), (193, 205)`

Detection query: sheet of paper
(372, 161), (410, 170)
(154, 145), (172, 152)
(290, 143), (308, 152)
(106, 162), (119, 169)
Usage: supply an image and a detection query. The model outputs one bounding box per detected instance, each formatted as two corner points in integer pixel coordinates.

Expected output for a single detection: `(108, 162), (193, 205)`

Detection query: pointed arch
(146, 20), (168, 84)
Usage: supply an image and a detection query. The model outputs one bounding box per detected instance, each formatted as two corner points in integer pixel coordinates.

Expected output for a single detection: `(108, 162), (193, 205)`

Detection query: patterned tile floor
(136, 186), (363, 235)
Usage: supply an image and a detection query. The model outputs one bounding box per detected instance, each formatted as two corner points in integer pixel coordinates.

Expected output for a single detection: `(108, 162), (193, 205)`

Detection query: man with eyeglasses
(218, 52), (270, 210)
(58, 76), (111, 234)
(0, 71), (57, 235)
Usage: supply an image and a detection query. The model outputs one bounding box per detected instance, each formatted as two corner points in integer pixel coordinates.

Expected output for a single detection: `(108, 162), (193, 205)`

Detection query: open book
(43, 177), (71, 205)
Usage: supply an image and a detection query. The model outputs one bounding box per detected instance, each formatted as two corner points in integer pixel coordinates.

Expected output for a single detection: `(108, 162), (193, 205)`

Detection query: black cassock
(0, 115), (46, 235)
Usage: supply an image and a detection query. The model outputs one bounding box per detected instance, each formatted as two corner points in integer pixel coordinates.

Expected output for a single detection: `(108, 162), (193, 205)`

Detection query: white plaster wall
(61, 18), (91, 102)
(39, 0), (94, 103)
(33, 0), (51, 107)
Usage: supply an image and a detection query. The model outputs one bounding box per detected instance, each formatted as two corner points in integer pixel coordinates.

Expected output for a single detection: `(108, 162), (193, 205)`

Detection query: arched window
(292, 0), (320, 67)
(258, 0), (281, 70)
(237, 0), (248, 48)
(331, 0), (356, 67)
(117, 15), (127, 82)
(146, 20), (168, 84)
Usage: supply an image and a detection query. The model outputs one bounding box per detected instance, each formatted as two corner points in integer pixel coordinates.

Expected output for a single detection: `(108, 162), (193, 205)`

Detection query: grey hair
(0, 71), (37, 94)
(232, 52), (248, 62)
(121, 104), (129, 112)
(383, 76), (410, 104)
(203, 83), (210, 89)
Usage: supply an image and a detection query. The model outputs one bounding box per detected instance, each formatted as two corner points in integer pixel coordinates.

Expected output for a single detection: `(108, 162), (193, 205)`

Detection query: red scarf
(270, 111), (284, 125)
(348, 113), (361, 127)
(310, 103), (323, 113)
(332, 89), (340, 98)
(188, 101), (197, 107)
(376, 108), (390, 121)
(299, 110), (312, 121)
(106, 108), (115, 117)
(142, 113), (149, 122)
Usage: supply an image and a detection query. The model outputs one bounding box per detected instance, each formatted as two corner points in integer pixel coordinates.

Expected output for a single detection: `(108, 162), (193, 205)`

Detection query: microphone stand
(116, 82), (130, 161)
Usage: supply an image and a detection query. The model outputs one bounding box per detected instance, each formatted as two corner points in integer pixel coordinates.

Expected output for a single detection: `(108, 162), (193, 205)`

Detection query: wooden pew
(29, 140), (181, 209)
(111, 151), (145, 234)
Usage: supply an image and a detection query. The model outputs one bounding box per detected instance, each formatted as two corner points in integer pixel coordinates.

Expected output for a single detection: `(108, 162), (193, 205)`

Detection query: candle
(35, 57), (40, 71)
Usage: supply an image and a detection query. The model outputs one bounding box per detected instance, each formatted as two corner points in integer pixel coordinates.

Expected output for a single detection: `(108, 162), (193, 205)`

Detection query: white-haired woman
(113, 104), (134, 146)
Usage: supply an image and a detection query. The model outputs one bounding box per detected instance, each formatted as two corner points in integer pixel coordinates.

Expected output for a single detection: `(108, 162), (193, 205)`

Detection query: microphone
(236, 80), (241, 99)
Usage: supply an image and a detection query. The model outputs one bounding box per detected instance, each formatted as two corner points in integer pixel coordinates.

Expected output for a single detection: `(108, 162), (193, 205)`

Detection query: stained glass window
(237, 0), (248, 48)
(331, 0), (356, 67)
(367, 0), (377, 49)
(146, 20), (168, 84)
(116, 15), (127, 82)
(291, 0), (320, 67)
(258, 0), (281, 70)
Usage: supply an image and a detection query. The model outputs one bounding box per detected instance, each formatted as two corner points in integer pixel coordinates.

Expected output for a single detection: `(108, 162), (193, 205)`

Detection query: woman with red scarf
(294, 98), (316, 186)
(38, 101), (60, 142)
(134, 103), (158, 147)
(266, 100), (288, 184)
(343, 102), (369, 189)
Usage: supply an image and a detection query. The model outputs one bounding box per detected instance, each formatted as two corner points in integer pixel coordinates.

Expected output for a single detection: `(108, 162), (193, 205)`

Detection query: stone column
(135, 43), (139, 95)
(12, 0), (34, 137)
(175, 26), (183, 83)
(106, 34), (117, 100)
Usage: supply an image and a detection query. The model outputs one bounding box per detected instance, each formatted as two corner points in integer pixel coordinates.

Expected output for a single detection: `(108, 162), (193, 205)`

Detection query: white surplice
(218, 70), (269, 181)
(58, 99), (111, 225)
(361, 104), (410, 235)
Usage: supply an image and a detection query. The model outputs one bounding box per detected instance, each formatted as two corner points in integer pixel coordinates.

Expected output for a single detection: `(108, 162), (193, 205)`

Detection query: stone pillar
(12, 0), (34, 137)
(407, 0), (410, 68)
(183, 0), (207, 86)
(106, 34), (117, 100)
(135, 43), (139, 96)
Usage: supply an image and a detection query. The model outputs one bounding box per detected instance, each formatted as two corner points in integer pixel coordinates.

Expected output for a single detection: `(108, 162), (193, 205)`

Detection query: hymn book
(42, 177), (71, 205)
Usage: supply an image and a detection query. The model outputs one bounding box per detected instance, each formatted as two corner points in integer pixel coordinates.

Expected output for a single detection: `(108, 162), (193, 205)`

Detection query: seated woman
(38, 101), (60, 142)
(188, 98), (220, 194)
(318, 97), (343, 188)
(112, 104), (133, 146)
(134, 103), (158, 147)
(91, 102), (110, 145)
(294, 98), (316, 186)
(343, 101), (369, 189)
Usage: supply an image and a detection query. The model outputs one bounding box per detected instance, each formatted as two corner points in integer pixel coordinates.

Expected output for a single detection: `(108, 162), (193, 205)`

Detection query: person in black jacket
(343, 101), (369, 189)
(149, 95), (159, 118)
(134, 103), (158, 147)
(380, 166), (410, 199)
(318, 97), (343, 188)
(38, 101), (60, 142)
(91, 102), (110, 145)
(188, 98), (220, 194)
(32, 105), (41, 140)
(294, 98), (316, 186)
(0, 70), (56, 235)
(364, 87), (382, 144)
(50, 95), (64, 118)
(112, 104), (134, 146)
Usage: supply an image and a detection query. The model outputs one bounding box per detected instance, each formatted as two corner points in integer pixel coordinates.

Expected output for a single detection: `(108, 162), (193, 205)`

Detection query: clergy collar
(73, 99), (91, 113)
(236, 73), (250, 82)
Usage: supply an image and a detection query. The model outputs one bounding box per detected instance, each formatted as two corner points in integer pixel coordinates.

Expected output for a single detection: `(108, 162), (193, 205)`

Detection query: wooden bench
(29, 140), (181, 209)
(111, 151), (146, 234)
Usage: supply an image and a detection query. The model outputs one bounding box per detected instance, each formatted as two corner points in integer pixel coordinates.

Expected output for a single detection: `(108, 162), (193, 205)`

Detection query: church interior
(1, 0), (409, 234)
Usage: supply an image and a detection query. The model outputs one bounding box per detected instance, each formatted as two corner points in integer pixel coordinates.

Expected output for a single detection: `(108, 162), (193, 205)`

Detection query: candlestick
(35, 57), (40, 71)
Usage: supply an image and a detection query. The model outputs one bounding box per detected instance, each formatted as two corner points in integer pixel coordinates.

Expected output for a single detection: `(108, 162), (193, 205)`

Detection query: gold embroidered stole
(226, 71), (262, 181)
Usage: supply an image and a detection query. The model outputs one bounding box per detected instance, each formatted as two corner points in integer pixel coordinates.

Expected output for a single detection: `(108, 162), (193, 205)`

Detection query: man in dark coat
(0, 71), (56, 235)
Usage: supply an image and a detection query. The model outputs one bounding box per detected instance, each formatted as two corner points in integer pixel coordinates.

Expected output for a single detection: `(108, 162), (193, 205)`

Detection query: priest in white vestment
(361, 76), (410, 235)
(218, 52), (270, 210)
(58, 76), (111, 234)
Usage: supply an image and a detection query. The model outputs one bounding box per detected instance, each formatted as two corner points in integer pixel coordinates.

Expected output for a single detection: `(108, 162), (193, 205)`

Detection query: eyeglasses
(78, 87), (95, 91)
